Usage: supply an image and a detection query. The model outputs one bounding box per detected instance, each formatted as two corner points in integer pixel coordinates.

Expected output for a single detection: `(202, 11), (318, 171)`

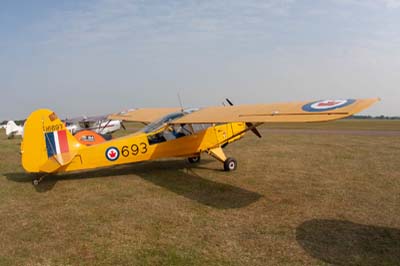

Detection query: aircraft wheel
(32, 179), (40, 186)
(224, 157), (237, 171)
(188, 156), (201, 164)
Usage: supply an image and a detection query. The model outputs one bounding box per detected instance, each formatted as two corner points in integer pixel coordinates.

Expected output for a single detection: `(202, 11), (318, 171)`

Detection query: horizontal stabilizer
(39, 152), (77, 173)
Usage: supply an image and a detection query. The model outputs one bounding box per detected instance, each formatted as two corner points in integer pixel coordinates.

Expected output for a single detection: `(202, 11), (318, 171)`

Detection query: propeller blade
(121, 121), (126, 130)
(226, 98), (234, 106)
(246, 122), (262, 138)
(226, 98), (261, 137)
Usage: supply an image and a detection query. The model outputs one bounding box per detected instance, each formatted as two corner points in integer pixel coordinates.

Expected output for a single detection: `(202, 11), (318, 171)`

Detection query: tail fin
(21, 109), (81, 173)
(6, 120), (23, 138)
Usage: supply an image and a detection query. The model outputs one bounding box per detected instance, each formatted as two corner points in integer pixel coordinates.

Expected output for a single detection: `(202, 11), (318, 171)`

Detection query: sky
(1, 0), (399, 119)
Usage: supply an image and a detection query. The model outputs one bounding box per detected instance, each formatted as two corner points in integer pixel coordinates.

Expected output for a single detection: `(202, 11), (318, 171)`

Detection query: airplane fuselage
(61, 122), (246, 172)
(21, 108), (246, 174)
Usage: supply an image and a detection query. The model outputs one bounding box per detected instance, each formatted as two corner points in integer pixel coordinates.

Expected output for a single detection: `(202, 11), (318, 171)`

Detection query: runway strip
(264, 129), (400, 136)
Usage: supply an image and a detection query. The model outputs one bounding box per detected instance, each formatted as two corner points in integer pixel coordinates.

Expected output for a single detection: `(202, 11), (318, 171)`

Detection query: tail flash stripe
(45, 132), (56, 158)
(58, 130), (69, 153)
(54, 130), (60, 155)
(45, 130), (69, 158)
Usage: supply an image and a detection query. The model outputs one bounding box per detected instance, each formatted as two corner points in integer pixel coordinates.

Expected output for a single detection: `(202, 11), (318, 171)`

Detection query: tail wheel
(188, 156), (201, 164)
(31, 174), (47, 186)
(224, 157), (237, 171)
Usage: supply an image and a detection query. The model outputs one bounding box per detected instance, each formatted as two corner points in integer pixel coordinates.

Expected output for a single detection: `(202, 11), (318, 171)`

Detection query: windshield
(142, 108), (199, 133)
(142, 112), (184, 133)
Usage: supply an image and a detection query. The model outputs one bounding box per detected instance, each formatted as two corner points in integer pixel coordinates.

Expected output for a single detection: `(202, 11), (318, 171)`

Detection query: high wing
(170, 98), (380, 124)
(108, 108), (182, 123)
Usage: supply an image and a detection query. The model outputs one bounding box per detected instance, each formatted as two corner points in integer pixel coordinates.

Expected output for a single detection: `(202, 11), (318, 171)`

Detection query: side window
(192, 124), (212, 133)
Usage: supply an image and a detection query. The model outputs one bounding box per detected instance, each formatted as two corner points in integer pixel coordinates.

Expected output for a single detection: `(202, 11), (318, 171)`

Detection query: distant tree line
(0, 119), (26, 125)
(347, 115), (400, 120)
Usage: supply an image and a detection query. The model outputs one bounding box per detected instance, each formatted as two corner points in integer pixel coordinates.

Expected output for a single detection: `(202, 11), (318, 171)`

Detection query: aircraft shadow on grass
(296, 219), (400, 266)
(5, 159), (262, 209)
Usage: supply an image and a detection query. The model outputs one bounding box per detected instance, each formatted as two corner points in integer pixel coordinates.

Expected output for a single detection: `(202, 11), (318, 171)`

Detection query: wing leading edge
(108, 108), (182, 123)
(170, 98), (380, 124)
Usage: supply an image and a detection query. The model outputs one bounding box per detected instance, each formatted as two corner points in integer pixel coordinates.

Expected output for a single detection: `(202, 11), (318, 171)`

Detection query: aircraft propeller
(120, 121), (126, 130)
(225, 98), (262, 138)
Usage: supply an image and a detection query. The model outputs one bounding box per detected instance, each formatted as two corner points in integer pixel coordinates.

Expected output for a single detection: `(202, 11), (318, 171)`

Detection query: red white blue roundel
(302, 99), (355, 112)
(105, 147), (120, 161)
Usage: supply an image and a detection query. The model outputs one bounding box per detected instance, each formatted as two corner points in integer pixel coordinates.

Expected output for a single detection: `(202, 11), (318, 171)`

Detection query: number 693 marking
(121, 143), (148, 157)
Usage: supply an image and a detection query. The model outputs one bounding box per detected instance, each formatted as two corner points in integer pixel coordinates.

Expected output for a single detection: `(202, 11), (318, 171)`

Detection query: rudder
(21, 109), (81, 173)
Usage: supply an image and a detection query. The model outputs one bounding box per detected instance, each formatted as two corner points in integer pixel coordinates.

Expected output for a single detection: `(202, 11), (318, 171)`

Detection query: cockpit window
(142, 109), (198, 133)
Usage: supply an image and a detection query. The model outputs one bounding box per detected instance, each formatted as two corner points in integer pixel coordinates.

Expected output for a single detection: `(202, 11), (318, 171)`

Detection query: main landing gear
(206, 147), (238, 172)
(188, 155), (201, 164)
(187, 148), (237, 171)
(223, 157), (237, 171)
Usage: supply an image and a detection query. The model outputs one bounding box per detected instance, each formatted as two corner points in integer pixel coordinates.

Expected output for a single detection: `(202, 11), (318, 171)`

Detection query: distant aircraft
(64, 116), (124, 135)
(2, 121), (24, 139)
(63, 116), (124, 146)
(20, 98), (379, 185)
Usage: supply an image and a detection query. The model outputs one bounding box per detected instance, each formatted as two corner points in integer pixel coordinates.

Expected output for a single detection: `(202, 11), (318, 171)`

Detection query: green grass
(264, 119), (400, 131)
(0, 120), (399, 265)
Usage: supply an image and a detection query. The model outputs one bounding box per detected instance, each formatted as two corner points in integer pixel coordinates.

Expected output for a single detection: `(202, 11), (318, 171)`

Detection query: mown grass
(265, 119), (400, 131)
(0, 120), (399, 265)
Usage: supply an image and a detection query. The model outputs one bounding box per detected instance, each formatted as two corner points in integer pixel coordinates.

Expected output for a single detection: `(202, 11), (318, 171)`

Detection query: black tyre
(224, 157), (237, 171)
(32, 179), (40, 186)
(188, 156), (201, 164)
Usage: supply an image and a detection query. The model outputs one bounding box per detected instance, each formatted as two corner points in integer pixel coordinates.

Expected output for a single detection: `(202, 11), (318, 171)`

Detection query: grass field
(0, 120), (399, 265)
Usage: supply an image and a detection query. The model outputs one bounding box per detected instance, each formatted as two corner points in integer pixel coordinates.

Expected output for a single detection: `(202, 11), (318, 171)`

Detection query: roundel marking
(105, 147), (120, 161)
(302, 99), (356, 112)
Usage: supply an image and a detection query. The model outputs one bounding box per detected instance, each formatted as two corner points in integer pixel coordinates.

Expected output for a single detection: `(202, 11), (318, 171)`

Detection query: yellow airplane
(21, 98), (379, 185)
